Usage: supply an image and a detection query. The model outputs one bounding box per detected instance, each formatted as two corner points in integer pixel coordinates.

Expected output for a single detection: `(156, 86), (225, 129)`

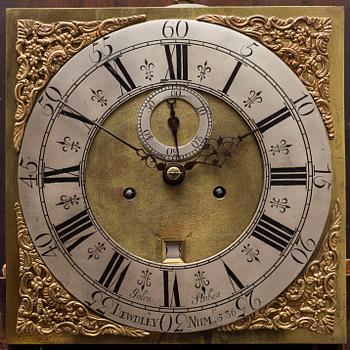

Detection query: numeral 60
(162, 20), (189, 38)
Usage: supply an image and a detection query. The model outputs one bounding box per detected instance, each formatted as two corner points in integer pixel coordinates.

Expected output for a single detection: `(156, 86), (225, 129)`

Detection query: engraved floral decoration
(14, 202), (149, 337)
(220, 199), (340, 334)
(14, 15), (146, 153)
(197, 15), (334, 139)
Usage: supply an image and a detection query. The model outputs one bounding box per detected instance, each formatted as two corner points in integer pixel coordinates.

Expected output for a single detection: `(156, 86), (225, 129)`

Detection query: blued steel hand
(184, 127), (259, 170)
(167, 98), (180, 159)
(59, 100), (162, 170)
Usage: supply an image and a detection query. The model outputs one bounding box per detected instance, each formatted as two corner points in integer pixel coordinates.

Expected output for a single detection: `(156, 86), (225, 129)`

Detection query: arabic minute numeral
(240, 42), (259, 57)
(34, 232), (58, 257)
(19, 157), (38, 188)
(290, 236), (316, 264)
(89, 36), (113, 63)
(235, 290), (261, 318)
(313, 164), (332, 189)
(292, 92), (315, 116)
(38, 86), (62, 116)
(162, 20), (189, 38)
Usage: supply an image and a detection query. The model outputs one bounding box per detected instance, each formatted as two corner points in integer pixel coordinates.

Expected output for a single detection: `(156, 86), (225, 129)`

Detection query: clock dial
(18, 19), (332, 333)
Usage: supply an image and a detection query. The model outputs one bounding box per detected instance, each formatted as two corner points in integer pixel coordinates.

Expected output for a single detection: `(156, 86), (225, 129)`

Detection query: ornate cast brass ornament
(197, 15), (334, 140)
(14, 202), (149, 337)
(14, 15), (146, 153)
(220, 199), (340, 334)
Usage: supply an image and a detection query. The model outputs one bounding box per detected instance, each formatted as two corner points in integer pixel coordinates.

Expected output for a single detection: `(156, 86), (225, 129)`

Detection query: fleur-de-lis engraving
(194, 271), (210, 293)
(270, 197), (291, 213)
(57, 136), (81, 152)
(197, 60), (211, 81)
(91, 88), (107, 106)
(55, 194), (80, 209)
(137, 269), (152, 291)
(269, 139), (293, 156)
(87, 242), (106, 260)
(242, 243), (260, 263)
(243, 90), (262, 108)
(140, 59), (155, 81)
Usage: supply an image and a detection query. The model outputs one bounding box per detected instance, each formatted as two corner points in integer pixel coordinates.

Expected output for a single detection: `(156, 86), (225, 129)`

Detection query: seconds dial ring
(137, 85), (212, 161)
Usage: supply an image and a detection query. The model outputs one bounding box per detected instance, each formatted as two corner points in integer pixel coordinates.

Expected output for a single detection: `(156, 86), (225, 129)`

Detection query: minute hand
(59, 101), (161, 169)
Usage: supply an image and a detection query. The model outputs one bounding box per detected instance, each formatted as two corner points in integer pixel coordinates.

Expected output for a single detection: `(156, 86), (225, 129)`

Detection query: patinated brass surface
(86, 92), (263, 263)
(6, 6), (345, 344)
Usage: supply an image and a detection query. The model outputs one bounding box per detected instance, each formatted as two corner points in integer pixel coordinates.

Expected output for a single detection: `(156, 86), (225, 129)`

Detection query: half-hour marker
(256, 106), (292, 133)
(222, 61), (242, 94)
(43, 164), (80, 183)
(164, 44), (189, 80)
(104, 57), (136, 93)
(270, 166), (307, 186)
(98, 251), (130, 294)
(223, 262), (244, 292)
(163, 271), (181, 307)
(251, 214), (295, 252)
(54, 209), (94, 252)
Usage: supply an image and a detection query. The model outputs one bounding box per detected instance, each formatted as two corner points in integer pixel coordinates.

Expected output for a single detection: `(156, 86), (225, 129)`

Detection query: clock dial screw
(213, 186), (226, 199)
(163, 163), (186, 185)
(123, 187), (137, 200)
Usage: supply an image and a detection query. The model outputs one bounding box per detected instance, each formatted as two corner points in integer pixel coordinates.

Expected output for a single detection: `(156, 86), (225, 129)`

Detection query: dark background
(0, 0), (349, 349)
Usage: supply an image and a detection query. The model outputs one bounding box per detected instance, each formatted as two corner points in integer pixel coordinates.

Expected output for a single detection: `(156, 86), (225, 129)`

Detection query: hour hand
(184, 134), (246, 170)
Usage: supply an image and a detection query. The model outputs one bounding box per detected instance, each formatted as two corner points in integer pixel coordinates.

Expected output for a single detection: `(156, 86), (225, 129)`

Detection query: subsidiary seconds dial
(138, 85), (212, 161)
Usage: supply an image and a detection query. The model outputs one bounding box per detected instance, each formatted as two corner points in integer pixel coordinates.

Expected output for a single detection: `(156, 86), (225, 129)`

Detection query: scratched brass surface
(5, 6), (345, 344)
